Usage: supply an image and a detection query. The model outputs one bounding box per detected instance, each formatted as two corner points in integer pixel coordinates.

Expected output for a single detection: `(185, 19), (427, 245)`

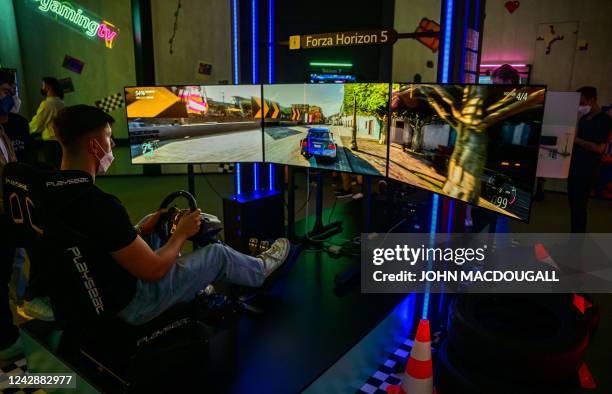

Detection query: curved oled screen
(125, 85), (263, 164)
(388, 83), (546, 222)
(262, 83), (389, 176)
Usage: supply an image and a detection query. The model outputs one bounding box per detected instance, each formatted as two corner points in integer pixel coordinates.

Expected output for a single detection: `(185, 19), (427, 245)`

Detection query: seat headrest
(3, 162), (93, 192)
(2, 162), (94, 246)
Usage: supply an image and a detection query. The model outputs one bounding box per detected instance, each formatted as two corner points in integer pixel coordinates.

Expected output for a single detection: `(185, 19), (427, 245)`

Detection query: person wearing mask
(46, 105), (290, 326)
(0, 73), (30, 163)
(29, 77), (64, 168)
(567, 87), (612, 232)
(0, 73), (52, 322)
(0, 74), (21, 366)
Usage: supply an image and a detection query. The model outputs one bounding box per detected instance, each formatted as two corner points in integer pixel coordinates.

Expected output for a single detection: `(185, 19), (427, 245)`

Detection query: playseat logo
(46, 178), (90, 187)
(67, 246), (104, 315)
(136, 317), (192, 347)
(5, 178), (28, 191)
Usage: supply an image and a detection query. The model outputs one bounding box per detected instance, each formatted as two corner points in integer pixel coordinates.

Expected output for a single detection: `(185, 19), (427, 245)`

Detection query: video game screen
(125, 85), (263, 164)
(262, 83), (389, 176)
(389, 84), (546, 221)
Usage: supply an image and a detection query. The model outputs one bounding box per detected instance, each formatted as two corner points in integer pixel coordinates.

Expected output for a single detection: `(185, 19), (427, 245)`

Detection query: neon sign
(32, 0), (119, 48)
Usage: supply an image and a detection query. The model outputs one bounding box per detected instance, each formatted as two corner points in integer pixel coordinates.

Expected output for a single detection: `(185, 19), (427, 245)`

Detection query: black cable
(327, 196), (338, 224)
(199, 164), (224, 200)
(195, 165), (227, 243)
(294, 184), (314, 215)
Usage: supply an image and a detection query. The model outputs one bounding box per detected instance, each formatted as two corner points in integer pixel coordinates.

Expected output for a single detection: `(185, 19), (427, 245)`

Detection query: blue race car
(300, 127), (338, 161)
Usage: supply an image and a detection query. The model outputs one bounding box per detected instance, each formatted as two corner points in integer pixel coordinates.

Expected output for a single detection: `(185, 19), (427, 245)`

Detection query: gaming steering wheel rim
(156, 190), (198, 244)
(159, 190), (198, 212)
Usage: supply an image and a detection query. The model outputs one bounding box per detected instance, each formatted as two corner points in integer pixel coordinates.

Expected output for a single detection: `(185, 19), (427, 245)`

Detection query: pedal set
(248, 238), (271, 256)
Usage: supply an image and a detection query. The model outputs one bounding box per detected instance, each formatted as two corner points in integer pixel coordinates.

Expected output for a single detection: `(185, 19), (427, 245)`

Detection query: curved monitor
(125, 85), (263, 164)
(388, 83), (546, 222)
(262, 83), (389, 177)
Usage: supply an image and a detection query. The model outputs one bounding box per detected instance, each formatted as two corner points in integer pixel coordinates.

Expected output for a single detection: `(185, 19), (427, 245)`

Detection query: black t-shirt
(49, 172), (138, 317)
(2, 113), (30, 162)
(569, 111), (612, 177)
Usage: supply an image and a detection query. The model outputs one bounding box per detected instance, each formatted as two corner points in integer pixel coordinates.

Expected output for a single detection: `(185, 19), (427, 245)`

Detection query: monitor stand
(188, 164), (198, 250)
(286, 168), (343, 247)
(333, 176), (372, 289)
(300, 171), (343, 248)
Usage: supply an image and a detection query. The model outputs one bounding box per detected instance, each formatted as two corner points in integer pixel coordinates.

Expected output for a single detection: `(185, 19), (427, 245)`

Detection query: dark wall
(274, 0), (395, 83)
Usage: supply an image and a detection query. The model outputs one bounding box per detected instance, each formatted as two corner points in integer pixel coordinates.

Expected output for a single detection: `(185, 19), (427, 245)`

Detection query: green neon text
(34, 0), (119, 47)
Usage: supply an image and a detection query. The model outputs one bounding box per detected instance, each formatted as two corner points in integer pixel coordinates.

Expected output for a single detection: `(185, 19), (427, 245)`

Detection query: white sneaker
(17, 297), (55, 322)
(258, 238), (290, 277)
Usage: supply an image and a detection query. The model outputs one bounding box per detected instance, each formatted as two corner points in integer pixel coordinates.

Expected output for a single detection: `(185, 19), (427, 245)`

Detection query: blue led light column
(422, 0), (486, 321)
(440, 0), (454, 84)
(231, 0), (240, 84)
(267, 0), (275, 190)
(231, 0), (241, 194)
(251, 0), (260, 191)
(254, 162), (260, 191)
(251, 0), (259, 84)
(423, 0), (455, 320)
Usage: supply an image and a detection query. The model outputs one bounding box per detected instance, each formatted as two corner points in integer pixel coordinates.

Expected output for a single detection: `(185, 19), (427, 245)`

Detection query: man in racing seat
(50, 105), (290, 325)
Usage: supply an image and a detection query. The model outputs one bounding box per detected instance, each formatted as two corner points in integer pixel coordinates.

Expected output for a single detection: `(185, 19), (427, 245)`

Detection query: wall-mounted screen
(389, 83), (546, 222)
(125, 85), (263, 164)
(262, 83), (389, 177)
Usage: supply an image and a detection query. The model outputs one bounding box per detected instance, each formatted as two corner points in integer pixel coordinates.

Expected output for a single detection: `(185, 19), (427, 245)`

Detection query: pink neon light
(480, 64), (528, 68)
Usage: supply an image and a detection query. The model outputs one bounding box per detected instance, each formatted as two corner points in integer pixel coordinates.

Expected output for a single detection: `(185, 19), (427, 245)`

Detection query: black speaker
(223, 190), (284, 253)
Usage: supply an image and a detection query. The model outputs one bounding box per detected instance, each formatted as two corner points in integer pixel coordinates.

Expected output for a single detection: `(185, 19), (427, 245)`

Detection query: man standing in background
(29, 77), (64, 168)
(567, 86), (612, 232)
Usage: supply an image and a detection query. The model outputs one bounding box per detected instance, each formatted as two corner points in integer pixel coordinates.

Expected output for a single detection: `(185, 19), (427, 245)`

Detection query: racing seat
(2, 163), (212, 392)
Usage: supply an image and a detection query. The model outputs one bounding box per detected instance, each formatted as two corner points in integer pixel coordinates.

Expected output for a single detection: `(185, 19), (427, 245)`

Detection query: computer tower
(222, 190), (285, 254)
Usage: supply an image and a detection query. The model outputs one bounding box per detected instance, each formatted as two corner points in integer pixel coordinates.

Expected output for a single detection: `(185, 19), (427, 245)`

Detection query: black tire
(446, 294), (589, 383)
(578, 293), (601, 338)
(435, 339), (582, 394)
(436, 339), (486, 394)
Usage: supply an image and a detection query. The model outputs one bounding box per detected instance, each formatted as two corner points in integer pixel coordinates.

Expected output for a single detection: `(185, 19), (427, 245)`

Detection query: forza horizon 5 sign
(289, 29), (398, 50)
(30, 0), (119, 49)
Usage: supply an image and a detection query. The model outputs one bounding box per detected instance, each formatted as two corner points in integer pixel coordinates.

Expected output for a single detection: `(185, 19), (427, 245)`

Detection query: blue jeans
(118, 215), (266, 325)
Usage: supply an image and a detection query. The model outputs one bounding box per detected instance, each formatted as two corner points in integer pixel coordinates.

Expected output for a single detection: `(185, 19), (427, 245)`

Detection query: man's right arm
(111, 231), (188, 282)
(574, 137), (607, 155)
(575, 116), (612, 155)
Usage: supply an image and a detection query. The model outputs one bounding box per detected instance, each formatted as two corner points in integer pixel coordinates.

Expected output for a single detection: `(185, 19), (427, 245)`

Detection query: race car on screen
(300, 127), (338, 161)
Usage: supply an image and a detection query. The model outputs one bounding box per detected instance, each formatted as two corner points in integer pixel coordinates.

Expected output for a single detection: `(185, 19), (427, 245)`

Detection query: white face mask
(94, 139), (114, 174)
(578, 105), (591, 115)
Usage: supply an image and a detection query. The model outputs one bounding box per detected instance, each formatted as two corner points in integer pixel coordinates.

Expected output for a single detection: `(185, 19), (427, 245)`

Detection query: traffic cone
(573, 293), (593, 315)
(387, 319), (434, 394)
(534, 243), (561, 271)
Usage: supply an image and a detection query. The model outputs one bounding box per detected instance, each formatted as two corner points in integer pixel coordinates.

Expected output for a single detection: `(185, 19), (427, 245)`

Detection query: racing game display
(125, 85), (263, 163)
(389, 84), (546, 221)
(262, 83), (389, 176)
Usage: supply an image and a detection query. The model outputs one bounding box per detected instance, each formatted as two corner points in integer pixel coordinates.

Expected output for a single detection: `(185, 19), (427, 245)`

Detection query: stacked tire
(435, 294), (592, 394)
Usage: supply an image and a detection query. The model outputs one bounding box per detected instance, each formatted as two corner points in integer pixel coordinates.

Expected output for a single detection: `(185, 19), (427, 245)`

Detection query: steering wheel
(155, 190), (198, 245)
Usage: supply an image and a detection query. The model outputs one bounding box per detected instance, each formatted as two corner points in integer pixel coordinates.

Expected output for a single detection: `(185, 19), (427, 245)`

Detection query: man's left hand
(137, 209), (167, 236)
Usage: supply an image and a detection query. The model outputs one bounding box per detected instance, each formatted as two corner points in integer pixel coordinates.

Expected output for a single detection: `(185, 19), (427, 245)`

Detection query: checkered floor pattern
(358, 338), (415, 394)
(358, 333), (440, 394)
(0, 358), (46, 394)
